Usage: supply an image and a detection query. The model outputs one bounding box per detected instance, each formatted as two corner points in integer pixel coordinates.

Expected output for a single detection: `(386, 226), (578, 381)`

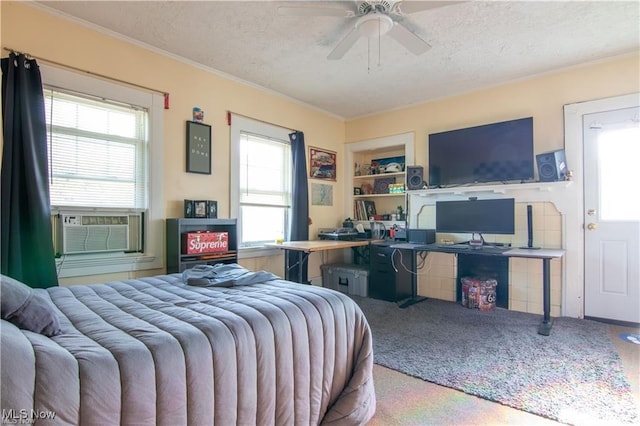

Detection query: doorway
(583, 106), (640, 324)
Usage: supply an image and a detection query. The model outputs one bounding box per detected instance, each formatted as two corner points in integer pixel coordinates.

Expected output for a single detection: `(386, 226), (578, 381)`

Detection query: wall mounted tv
(436, 198), (515, 235)
(428, 117), (534, 187)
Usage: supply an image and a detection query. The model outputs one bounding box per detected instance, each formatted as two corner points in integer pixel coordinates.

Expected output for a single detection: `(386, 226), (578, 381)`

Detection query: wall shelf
(408, 180), (572, 198)
(353, 171), (405, 181)
(406, 180), (574, 228)
(353, 220), (406, 227)
(354, 193), (405, 199)
(345, 133), (415, 223)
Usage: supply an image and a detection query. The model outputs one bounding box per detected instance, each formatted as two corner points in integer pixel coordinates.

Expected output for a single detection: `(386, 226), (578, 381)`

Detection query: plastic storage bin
(320, 263), (369, 297)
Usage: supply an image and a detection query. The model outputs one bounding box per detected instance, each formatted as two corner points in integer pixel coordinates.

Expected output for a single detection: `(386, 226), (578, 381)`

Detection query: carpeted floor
(352, 296), (639, 425)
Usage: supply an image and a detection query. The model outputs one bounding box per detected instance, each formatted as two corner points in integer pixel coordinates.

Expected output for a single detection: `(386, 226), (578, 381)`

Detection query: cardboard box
(182, 231), (228, 255)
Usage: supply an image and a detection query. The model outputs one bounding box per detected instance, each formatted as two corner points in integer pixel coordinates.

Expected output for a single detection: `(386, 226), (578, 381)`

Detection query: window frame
(41, 64), (164, 277)
(230, 114), (293, 258)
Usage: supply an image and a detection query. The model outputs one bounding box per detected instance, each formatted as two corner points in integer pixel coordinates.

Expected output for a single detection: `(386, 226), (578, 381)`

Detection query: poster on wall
(309, 146), (336, 180)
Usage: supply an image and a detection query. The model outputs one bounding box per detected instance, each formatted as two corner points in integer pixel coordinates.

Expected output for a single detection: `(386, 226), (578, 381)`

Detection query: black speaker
(406, 166), (425, 190)
(527, 205), (533, 248)
(520, 204), (540, 249)
(536, 149), (567, 182)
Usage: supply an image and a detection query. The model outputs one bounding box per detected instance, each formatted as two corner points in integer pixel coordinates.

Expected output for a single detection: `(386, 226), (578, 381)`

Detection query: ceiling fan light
(357, 14), (393, 38)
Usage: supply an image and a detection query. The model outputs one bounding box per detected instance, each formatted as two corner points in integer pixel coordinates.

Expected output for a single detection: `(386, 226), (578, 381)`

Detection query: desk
(389, 243), (565, 336)
(265, 240), (373, 284)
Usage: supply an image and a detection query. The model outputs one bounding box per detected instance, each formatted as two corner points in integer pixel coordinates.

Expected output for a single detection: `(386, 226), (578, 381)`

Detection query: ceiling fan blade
(395, 1), (463, 15)
(277, 6), (353, 17)
(387, 23), (431, 55)
(327, 28), (362, 60)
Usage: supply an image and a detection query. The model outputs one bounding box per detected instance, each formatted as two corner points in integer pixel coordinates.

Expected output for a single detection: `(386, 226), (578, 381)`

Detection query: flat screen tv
(436, 198), (515, 235)
(428, 117), (534, 187)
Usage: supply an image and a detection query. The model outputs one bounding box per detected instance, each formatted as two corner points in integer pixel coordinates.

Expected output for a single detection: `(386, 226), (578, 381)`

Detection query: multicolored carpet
(353, 296), (638, 425)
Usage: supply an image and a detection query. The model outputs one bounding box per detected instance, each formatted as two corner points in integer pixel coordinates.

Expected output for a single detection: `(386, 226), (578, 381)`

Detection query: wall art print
(309, 146), (336, 181)
(186, 121), (211, 174)
(311, 183), (333, 206)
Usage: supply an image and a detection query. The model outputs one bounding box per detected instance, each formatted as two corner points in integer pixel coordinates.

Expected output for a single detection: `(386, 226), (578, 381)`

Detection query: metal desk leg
(286, 250), (308, 284)
(298, 251), (304, 284)
(398, 249), (428, 309)
(284, 250), (292, 281)
(538, 257), (553, 336)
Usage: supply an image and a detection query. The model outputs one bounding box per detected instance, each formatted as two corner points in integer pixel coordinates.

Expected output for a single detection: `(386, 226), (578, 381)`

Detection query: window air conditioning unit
(61, 214), (130, 254)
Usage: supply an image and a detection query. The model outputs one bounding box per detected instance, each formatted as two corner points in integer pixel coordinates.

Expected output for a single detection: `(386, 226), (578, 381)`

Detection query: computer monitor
(435, 198), (515, 235)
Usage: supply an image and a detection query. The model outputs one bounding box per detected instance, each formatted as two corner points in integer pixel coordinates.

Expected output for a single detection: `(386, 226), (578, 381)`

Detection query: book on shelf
(354, 200), (376, 221)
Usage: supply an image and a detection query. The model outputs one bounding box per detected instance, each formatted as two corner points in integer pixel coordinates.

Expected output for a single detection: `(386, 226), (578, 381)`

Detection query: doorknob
(587, 223), (597, 230)
(587, 209), (596, 216)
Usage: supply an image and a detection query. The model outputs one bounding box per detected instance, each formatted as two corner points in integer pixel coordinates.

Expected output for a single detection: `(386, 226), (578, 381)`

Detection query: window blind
(44, 88), (148, 209)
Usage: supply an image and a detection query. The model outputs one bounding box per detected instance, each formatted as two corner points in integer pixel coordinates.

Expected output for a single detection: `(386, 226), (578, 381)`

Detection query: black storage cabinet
(166, 218), (238, 273)
(369, 243), (412, 302)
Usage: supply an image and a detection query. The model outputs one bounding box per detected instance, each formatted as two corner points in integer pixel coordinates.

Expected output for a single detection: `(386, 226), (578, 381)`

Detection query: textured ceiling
(35, 1), (640, 119)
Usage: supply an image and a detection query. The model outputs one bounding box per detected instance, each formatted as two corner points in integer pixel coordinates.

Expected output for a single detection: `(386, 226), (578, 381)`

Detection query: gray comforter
(0, 270), (375, 425)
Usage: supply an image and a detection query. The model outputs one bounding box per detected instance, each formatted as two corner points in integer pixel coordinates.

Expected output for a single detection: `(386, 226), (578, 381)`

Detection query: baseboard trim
(585, 316), (640, 328)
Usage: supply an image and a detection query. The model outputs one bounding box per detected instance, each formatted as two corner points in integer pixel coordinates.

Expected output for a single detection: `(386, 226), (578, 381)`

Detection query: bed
(0, 265), (375, 425)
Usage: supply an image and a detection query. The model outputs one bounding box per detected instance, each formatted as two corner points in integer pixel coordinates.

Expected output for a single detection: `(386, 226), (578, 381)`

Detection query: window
(44, 89), (148, 209)
(596, 126), (640, 221)
(230, 115), (292, 252)
(40, 64), (164, 277)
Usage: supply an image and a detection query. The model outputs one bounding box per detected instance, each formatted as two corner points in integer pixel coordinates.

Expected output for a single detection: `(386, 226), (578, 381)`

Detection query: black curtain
(1, 53), (58, 288)
(288, 131), (309, 283)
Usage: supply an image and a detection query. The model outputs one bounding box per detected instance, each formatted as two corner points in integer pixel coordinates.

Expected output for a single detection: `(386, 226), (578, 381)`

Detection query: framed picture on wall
(309, 146), (336, 181)
(186, 121), (212, 174)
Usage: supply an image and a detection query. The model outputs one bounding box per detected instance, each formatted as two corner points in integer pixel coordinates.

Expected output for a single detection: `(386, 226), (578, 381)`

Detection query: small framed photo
(186, 121), (211, 174)
(193, 200), (208, 218)
(354, 187), (362, 195)
(309, 146), (336, 181)
(206, 200), (218, 218)
(184, 199), (195, 218)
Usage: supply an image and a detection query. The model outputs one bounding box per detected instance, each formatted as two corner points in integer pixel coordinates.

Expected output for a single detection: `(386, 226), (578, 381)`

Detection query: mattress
(0, 267), (375, 425)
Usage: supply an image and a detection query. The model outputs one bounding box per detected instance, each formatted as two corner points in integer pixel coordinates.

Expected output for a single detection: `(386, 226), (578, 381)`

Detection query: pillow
(1, 274), (61, 337)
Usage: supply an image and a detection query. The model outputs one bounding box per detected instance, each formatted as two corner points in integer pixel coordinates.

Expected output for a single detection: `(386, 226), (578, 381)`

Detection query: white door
(583, 107), (640, 323)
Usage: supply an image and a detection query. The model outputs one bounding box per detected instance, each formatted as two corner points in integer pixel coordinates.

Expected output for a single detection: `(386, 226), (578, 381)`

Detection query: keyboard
(391, 243), (429, 250)
(436, 244), (470, 250)
(391, 243), (510, 254)
(435, 244), (509, 254)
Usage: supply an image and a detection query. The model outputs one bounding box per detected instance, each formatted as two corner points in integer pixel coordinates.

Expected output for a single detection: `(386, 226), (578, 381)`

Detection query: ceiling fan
(278, 1), (451, 60)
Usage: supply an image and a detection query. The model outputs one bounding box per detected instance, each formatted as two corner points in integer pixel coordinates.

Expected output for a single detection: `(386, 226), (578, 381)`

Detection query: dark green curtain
(1, 53), (58, 288)
(288, 131), (309, 283)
